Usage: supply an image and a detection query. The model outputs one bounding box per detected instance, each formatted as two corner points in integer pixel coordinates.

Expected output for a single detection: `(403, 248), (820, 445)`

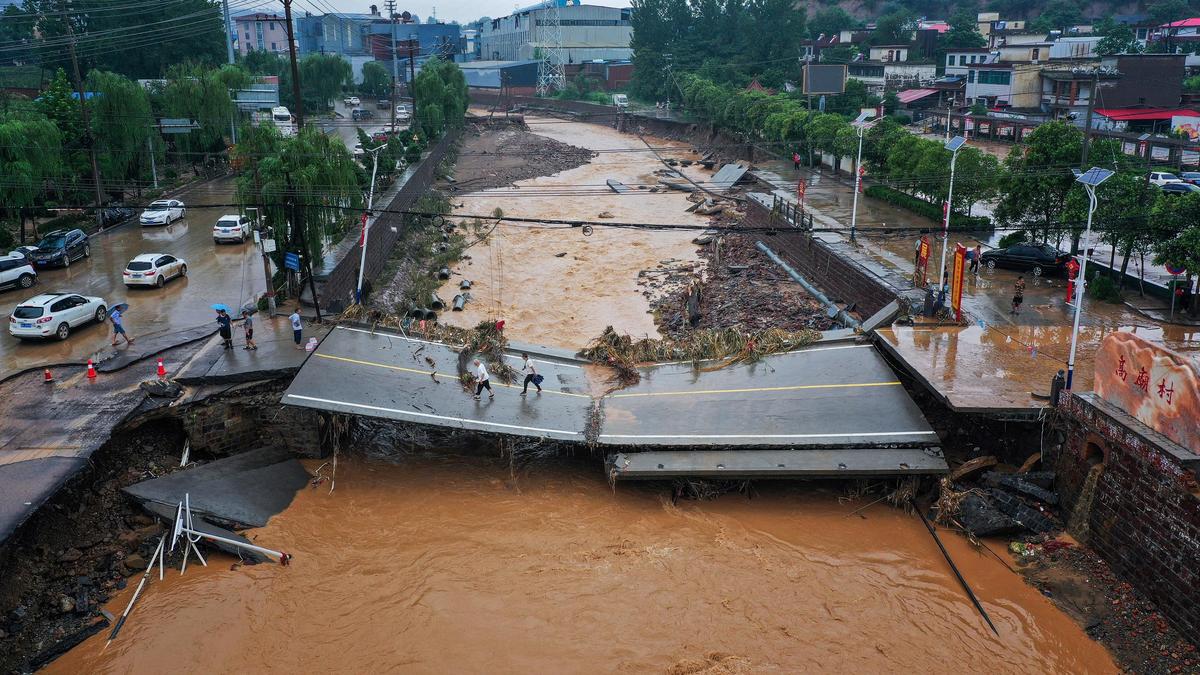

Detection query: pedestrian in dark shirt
(970, 244), (982, 275)
(216, 309), (233, 349)
(1011, 276), (1026, 315)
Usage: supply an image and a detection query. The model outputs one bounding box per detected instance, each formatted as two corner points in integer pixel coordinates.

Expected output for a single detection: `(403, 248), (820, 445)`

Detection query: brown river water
(49, 455), (1116, 674)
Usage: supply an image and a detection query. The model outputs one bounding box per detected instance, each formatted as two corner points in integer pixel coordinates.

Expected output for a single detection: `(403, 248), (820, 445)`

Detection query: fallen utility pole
(913, 501), (999, 636)
(106, 537), (165, 646)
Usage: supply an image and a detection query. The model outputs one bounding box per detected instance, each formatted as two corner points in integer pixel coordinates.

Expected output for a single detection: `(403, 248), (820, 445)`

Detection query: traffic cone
(86, 359), (96, 379)
(43, 368), (53, 383)
(156, 358), (166, 379)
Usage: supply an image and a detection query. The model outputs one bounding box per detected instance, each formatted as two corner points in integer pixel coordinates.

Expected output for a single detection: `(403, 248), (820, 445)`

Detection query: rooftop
(1095, 107), (1200, 121)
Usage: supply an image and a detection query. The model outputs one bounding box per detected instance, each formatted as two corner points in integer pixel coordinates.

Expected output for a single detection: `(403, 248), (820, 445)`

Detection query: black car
(351, 108), (374, 121)
(1161, 182), (1200, 196)
(980, 242), (1070, 276)
(99, 205), (135, 228)
(29, 229), (90, 268)
(377, 99), (390, 110)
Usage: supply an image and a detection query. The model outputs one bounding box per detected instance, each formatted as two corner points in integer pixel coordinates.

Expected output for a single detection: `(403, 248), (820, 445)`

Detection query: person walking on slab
(1011, 275), (1025, 315)
(216, 308), (234, 350)
(473, 359), (494, 400)
(520, 353), (543, 396)
(109, 305), (134, 347)
(241, 309), (258, 350)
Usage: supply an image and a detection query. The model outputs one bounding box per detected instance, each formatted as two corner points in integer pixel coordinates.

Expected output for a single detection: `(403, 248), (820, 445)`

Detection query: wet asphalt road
(0, 176), (266, 376)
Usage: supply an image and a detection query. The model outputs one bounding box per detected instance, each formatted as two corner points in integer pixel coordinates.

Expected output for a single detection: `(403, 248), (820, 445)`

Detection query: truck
(612, 93), (629, 108)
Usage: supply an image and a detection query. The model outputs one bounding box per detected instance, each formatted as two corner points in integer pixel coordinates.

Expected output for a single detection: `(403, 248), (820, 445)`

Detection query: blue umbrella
(210, 303), (229, 312)
(112, 303), (129, 314)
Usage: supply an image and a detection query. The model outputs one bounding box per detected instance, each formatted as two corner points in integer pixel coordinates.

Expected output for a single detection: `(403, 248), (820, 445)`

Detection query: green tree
(0, 112), (63, 240)
(936, 10), (986, 73)
(1030, 0), (1085, 32)
(360, 61), (391, 99)
(1148, 0), (1193, 26)
(872, 10), (915, 46)
(1095, 17), (1140, 56)
(157, 64), (238, 163)
(86, 70), (154, 188)
(240, 50), (286, 76)
(412, 57), (467, 140)
(995, 121), (1083, 247)
(809, 7), (856, 38)
(298, 53), (353, 111)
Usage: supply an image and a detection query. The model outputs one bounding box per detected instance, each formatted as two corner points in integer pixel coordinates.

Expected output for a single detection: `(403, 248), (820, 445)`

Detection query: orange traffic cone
(43, 368), (53, 383)
(156, 358), (166, 379)
(86, 359), (96, 379)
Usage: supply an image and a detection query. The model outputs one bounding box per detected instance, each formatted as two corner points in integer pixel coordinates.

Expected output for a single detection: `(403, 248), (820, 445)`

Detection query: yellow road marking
(608, 381), (902, 398)
(313, 352), (592, 398)
(315, 352), (900, 400)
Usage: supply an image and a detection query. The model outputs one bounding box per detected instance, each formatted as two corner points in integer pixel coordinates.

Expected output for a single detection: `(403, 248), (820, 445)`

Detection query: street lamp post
(356, 145), (387, 304)
(1065, 167), (1115, 391)
(937, 136), (967, 292)
(849, 111), (876, 244)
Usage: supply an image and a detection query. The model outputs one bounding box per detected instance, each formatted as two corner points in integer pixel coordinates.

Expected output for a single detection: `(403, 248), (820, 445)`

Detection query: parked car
(123, 253), (187, 288)
(1178, 171), (1200, 185)
(0, 255), (36, 291)
(29, 229), (89, 268)
(9, 292), (106, 341)
(351, 108), (374, 121)
(395, 104), (411, 121)
(352, 143), (365, 160)
(1161, 182), (1200, 195)
(7, 245), (38, 263)
(99, 205), (135, 229)
(343, 96), (354, 106)
(980, 242), (1071, 276)
(140, 199), (185, 226)
(377, 98), (390, 110)
(212, 214), (252, 243)
(349, 96), (360, 106)
(1149, 171), (1182, 187)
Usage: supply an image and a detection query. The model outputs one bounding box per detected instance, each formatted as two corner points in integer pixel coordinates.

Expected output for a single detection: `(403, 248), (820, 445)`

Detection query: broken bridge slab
(609, 447), (947, 479)
(283, 328), (943, 473)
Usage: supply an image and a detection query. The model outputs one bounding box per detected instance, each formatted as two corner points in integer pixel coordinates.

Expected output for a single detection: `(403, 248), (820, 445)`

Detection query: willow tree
(236, 126), (362, 310)
(157, 64), (241, 165)
(0, 113), (62, 243)
(413, 57), (467, 140)
(87, 70), (154, 189)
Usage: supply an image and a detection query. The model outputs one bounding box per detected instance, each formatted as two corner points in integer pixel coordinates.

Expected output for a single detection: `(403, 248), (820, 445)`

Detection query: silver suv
(0, 255), (36, 291)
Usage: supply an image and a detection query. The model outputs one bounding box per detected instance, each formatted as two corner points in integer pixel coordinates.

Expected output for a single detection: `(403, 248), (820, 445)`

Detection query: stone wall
(1054, 392), (1200, 643)
(744, 199), (900, 319)
(181, 384), (325, 459)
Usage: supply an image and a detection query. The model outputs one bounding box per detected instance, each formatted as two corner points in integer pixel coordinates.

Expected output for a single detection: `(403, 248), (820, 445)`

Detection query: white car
(9, 292), (106, 341)
(213, 214), (252, 243)
(348, 96), (360, 106)
(123, 253), (187, 288)
(0, 254), (37, 291)
(140, 199), (185, 226)
(395, 105), (411, 121)
(352, 143), (365, 160)
(1149, 171), (1182, 186)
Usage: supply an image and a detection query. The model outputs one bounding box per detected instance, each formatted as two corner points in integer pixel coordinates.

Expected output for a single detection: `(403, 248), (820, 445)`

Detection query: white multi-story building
(479, 1), (632, 63)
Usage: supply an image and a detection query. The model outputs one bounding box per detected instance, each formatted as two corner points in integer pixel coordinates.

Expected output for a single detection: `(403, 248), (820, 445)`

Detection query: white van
(612, 93), (629, 108)
(272, 106), (296, 137)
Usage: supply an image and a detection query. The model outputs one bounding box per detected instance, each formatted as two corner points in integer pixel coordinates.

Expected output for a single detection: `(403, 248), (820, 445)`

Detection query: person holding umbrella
(212, 304), (234, 350)
(109, 303), (134, 347)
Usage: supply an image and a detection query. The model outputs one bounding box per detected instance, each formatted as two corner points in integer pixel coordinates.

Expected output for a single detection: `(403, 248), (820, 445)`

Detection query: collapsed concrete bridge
(283, 326), (948, 479)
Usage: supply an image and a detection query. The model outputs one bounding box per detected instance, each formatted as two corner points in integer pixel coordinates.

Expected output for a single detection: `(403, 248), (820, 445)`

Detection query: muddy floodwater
(51, 456), (1116, 674)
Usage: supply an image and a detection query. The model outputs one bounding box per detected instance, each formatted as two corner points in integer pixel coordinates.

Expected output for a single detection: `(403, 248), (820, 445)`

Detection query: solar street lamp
(937, 135), (966, 292)
(1065, 167), (1115, 391)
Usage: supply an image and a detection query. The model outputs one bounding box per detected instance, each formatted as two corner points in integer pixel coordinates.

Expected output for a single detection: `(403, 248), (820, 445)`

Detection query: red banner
(358, 213), (368, 247)
(951, 243), (967, 321)
(915, 235), (931, 286)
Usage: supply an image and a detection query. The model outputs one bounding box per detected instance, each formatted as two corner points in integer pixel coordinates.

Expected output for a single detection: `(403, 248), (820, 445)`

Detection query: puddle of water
(47, 456), (1116, 674)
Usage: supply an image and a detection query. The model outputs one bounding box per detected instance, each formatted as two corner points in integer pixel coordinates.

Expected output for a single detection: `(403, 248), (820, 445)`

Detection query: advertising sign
(915, 235), (931, 286)
(1171, 115), (1200, 142)
(1094, 333), (1200, 453)
(951, 243), (967, 321)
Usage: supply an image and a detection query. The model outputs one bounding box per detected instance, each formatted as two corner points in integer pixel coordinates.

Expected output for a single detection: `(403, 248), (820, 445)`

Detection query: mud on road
(450, 118), (596, 192)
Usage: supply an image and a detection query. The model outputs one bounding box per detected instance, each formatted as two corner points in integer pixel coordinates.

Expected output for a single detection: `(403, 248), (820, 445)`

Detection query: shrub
(997, 230), (1028, 249)
(0, 225), (14, 250)
(863, 185), (991, 229)
(1087, 270), (1123, 304)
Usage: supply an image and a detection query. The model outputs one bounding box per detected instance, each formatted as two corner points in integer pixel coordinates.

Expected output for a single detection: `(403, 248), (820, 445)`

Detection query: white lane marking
(335, 325), (584, 369)
(284, 394), (584, 437)
(599, 431), (940, 439)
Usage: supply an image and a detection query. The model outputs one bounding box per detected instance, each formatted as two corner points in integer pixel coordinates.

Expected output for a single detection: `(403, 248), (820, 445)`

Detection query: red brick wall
(1055, 393), (1200, 643)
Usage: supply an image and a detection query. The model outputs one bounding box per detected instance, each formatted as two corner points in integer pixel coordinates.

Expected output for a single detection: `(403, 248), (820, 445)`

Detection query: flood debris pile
(936, 458), (1060, 537)
(450, 119), (596, 191)
(454, 319), (517, 387)
(579, 325), (820, 384)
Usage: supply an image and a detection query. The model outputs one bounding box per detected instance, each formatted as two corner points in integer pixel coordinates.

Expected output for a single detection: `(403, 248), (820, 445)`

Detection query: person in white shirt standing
(520, 352), (543, 396)
(289, 310), (303, 349)
(472, 359), (494, 400)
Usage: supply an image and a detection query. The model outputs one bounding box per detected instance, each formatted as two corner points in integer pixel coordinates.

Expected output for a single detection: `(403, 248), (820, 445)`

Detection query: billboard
(803, 64), (847, 95)
(1172, 115), (1200, 142)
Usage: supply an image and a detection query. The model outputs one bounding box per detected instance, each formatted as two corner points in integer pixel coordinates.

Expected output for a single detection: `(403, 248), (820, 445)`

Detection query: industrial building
(479, 0), (632, 63)
(458, 60), (540, 94)
(293, 8), (461, 83)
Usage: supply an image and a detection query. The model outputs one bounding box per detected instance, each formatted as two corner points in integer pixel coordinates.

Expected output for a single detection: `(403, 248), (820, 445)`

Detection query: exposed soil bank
(450, 118), (596, 191)
(0, 420), (184, 674)
(47, 454), (1116, 673)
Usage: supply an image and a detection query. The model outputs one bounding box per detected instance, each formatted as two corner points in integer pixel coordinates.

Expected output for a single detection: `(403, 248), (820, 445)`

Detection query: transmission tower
(535, 0), (565, 96)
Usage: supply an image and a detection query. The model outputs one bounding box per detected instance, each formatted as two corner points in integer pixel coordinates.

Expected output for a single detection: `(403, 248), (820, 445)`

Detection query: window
(271, 42), (276, 50)
(959, 55), (966, 65)
(947, 54), (954, 66)
(1031, 47), (1040, 60)
(968, 69), (975, 83)
(969, 55), (976, 63)
(269, 22), (275, 30)
(978, 70), (1011, 85)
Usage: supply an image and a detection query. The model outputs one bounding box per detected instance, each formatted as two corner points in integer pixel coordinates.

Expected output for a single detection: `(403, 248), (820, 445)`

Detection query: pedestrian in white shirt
(520, 352), (543, 396)
(472, 359), (493, 400)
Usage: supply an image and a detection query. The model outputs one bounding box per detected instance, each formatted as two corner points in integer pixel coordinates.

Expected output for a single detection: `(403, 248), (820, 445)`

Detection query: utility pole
(386, 0), (398, 133)
(356, 145), (385, 303)
(147, 135), (158, 189)
(282, 0), (304, 130)
(284, 172), (322, 321)
(222, 0), (235, 64)
(1079, 70), (1099, 169)
(408, 36), (418, 124)
(246, 207), (275, 314)
(64, 14), (104, 220)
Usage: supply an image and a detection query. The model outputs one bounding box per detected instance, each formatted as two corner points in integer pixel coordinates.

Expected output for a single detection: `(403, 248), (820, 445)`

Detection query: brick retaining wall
(1055, 392), (1200, 643)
